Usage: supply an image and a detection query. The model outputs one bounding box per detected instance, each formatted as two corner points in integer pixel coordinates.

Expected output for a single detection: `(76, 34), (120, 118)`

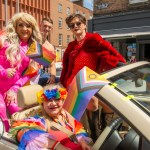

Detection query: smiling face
(40, 20), (53, 40)
(43, 99), (64, 118)
(16, 19), (32, 42)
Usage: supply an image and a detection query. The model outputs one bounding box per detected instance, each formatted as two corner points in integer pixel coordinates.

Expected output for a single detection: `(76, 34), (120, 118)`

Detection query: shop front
(88, 10), (150, 62)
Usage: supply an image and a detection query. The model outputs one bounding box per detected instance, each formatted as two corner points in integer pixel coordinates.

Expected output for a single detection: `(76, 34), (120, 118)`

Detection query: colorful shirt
(10, 110), (92, 150)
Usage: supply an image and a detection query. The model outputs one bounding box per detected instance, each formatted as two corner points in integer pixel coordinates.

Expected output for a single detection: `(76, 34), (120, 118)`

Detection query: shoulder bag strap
(46, 119), (78, 143)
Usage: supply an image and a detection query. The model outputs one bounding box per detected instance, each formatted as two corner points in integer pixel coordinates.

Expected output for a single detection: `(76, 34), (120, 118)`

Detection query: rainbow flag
(22, 64), (39, 76)
(63, 66), (110, 121)
(26, 41), (56, 67)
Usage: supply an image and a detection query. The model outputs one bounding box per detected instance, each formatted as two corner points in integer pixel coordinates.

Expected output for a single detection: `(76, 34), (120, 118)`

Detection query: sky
(70, 0), (94, 11)
(83, 0), (93, 11)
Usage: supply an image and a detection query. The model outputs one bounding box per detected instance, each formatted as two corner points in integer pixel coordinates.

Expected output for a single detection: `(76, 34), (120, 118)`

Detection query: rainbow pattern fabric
(63, 66), (110, 121)
(9, 116), (46, 138)
(26, 41), (56, 67)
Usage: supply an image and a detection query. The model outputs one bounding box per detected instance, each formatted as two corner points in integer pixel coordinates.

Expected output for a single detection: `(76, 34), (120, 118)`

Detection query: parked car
(0, 61), (150, 150)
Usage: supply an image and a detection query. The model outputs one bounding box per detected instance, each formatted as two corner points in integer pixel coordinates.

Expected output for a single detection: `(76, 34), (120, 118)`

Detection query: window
(58, 34), (63, 46)
(67, 26), (70, 30)
(75, 10), (79, 14)
(66, 7), (70, 16)
(82, 13), (85, 17)
(67, 35), (70, 44)
(58, 18), (62, 28)
(58, 4), (62, 12)
(89, 15), (93, 19)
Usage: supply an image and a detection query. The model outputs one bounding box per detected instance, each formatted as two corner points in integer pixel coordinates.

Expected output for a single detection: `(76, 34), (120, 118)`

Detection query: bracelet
(51, 141), (60, 150)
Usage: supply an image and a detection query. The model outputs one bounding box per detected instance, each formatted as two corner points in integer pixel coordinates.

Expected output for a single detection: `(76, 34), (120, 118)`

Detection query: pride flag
(63, 66), (110, 121)
(26, 41), (56, 67)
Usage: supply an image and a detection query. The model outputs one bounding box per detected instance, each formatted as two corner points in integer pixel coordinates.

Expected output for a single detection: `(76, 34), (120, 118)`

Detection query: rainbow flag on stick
(26, 41), (56, 67)
(63, 66), (110, 121)
(22, 64), (39, 77)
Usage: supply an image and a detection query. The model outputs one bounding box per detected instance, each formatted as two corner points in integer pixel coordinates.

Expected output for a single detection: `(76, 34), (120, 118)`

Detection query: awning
(95, 26), (150, 39)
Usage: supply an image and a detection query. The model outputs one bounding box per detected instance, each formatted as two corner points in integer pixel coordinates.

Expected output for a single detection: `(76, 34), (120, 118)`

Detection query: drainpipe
(16, 0), (19, 13)
(4, 0), (7, 26)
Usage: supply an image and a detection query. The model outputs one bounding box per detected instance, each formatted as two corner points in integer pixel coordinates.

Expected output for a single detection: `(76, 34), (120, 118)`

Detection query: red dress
(60, 32), (126, 88)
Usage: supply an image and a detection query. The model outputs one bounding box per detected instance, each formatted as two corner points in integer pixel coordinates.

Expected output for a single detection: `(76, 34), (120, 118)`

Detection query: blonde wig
(1, 12), (42, 66)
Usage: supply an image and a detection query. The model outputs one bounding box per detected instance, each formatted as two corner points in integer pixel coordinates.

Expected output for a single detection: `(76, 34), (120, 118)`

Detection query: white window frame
(89, 15), (93, 19)
(58, 18), (62, 28)
(66, 7), (70, 16)
(58, 34), (63, 46)
(82, 13), (85, 17)
(75, 10), (79, 14)
(58, 3), (62, 12)
(67, 35), (70, 44)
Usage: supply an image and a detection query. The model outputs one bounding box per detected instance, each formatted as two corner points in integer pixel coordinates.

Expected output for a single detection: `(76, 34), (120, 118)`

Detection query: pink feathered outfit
(0, 41), (31, 131)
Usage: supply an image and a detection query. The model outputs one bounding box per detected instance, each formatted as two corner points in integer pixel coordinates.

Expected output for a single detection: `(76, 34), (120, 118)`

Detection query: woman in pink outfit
(0, 12), (42, 131)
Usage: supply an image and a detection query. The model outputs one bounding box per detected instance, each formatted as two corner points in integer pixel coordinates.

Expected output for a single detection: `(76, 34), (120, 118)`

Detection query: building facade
(89, 0), (150, 62)
(50, 0), (93, 62)
(0, 0), (50, 29)
(0, 0), (93, 62)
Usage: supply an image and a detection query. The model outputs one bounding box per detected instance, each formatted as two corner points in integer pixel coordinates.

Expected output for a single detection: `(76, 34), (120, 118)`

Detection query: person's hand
(47, 75), (55, 84)
(6, 68), (16, 78)
(5, 90), (17, 106)
(29, 59), (40, 70)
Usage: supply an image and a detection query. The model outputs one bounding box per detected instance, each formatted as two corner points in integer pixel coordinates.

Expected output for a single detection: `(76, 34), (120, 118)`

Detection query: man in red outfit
(60, 13), (126, 141)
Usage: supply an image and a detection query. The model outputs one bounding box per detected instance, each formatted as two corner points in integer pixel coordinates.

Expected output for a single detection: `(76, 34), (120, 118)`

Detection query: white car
(0, 61), (150, 150)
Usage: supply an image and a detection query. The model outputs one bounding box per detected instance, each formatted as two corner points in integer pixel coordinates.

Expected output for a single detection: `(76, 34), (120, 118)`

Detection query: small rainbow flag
(26, 41), (56, 67)
(63, 66), (110, 121)
(22, 64), (39, 77)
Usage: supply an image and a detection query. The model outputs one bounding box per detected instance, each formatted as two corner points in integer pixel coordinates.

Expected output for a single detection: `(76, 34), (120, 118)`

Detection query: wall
(50, 0), (73, 49)
(0, 0), (50, 30)
(50, 0), (93, 61)
(94, 0), (150, 16)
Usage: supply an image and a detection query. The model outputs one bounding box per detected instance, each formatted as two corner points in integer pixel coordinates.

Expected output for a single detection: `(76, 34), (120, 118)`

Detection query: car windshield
(109, 64), (150, 113)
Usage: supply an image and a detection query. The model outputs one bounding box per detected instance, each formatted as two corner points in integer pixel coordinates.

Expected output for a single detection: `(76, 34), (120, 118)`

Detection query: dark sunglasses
(68, 22), (82, 29)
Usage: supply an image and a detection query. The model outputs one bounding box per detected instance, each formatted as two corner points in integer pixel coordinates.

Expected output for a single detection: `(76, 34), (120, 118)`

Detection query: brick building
(0, 0), (93, 62)
(0, 0), (50, 29)
(94, 0), (150, 16)
(50, 0), (93, 61)
(89, 0), (150, 62)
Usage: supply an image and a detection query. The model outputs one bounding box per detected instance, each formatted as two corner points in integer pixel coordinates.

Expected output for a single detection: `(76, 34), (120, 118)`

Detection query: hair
(40, 83), (66, 118)
(41, 17), (53, 24)
(43, 83), (63, 91)
(66, 13), (86, 27)
(1, 12), (42, 66)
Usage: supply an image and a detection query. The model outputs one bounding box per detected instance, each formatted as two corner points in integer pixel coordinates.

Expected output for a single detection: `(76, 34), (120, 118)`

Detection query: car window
(109, 64), (150, 113)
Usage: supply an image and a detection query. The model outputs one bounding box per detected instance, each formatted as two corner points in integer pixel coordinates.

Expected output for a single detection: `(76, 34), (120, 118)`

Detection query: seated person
(9, 84), (92, 150)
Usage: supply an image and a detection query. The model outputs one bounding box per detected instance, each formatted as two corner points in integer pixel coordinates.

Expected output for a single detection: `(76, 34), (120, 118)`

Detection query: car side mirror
(0, 117), (4, 138)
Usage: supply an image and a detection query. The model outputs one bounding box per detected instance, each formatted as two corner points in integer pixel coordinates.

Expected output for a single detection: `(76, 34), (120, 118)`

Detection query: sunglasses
(68, 22), (82, 29)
